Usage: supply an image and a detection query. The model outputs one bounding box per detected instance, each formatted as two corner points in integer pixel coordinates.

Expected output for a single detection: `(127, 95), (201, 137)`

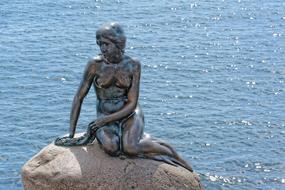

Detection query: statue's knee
(123, 143), (138, 156)
(101, 143), (120, 157)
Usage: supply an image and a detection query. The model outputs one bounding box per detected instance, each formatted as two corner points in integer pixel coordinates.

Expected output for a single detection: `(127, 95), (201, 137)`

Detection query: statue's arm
(91, 61), (141, 128)
(69, 60), (97, 138)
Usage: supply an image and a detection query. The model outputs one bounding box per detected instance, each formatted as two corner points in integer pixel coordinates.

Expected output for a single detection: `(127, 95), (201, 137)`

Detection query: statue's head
(96, 22), (126, 52)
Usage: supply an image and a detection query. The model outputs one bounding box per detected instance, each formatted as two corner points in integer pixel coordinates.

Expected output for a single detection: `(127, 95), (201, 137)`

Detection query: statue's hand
(55, 136), (73, 145)
(88, 117), (107, 131)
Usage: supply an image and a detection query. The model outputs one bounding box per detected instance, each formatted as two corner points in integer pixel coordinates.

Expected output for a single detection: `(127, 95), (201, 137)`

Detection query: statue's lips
(102, 52), (111, 59)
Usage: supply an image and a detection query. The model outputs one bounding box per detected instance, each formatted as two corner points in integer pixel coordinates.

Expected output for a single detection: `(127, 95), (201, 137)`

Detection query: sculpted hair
(96, 22), (126, 51)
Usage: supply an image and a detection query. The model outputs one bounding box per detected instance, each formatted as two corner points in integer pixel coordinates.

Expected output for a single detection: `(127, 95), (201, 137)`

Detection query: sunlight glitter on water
(1, 0), (285, 189)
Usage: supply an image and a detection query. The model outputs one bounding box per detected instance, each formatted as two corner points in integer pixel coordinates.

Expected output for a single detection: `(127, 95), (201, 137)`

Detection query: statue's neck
(102, 54), (123, 64)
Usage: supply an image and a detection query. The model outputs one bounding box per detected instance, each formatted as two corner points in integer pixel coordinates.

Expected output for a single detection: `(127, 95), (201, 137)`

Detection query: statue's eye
(97, 40), (109, 47)
(101, 42), (109, 47)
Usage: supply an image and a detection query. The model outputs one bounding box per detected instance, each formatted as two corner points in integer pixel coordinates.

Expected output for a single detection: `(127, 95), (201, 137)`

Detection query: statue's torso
(93, 56), (135, 115)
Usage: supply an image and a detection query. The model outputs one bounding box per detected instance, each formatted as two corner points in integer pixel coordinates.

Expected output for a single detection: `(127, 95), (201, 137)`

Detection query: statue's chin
(103, 53), (123, 64)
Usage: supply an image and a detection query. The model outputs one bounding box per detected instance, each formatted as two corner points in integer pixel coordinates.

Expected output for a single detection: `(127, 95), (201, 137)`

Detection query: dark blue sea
(1, 0), (285, 189)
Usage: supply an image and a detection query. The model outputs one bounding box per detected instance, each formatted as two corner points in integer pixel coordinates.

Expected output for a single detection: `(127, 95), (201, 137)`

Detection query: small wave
(225, 120), (253, 126)
(204, 173), (247, 185)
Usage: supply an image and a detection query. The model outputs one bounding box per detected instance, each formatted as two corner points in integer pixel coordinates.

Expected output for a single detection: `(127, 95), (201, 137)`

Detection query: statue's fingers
(88, 120), (96, 126)
(91, 124), (100, 131)
(56, 137), (65, 142)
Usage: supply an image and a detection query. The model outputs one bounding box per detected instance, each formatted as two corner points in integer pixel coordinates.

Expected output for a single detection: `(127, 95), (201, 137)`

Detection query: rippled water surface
(1, 0), (285, 189)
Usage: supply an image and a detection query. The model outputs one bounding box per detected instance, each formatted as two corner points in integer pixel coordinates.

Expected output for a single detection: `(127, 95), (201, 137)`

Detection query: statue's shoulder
(125, 55), (141, 70)
(86, 55), (103, 70)
(89, 55), (103, 64)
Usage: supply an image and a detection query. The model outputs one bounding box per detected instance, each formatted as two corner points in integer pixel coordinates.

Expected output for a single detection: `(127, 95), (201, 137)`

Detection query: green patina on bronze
(55, 22), (193, 172)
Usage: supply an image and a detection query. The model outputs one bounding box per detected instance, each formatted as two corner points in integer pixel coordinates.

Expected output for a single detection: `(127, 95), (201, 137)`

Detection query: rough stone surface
(22, 140), (204, 190)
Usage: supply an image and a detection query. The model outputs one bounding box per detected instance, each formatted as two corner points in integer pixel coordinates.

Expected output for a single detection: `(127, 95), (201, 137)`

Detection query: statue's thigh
(122, 113), (144, 145)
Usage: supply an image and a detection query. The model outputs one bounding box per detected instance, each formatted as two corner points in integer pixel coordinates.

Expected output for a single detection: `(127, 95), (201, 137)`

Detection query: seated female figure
(55, 22), (193, 172)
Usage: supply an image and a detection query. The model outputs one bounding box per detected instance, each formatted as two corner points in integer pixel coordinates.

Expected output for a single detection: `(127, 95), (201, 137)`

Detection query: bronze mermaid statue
(55, 22), (193, 172)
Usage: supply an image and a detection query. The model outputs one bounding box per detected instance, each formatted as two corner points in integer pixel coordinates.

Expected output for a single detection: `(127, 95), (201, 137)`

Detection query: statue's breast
(94, 66), (131, 90)
(114, 69), (131, 89)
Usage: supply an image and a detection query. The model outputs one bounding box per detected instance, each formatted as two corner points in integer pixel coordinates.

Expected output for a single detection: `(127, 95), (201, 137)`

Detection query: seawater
(0, 0), (285, 189)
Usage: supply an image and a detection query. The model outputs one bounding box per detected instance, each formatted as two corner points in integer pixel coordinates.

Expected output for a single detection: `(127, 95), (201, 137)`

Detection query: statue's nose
(101, 44), (107, 52)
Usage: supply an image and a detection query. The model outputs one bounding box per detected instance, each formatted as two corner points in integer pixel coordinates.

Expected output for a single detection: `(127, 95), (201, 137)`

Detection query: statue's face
(97, 37), (121, 62)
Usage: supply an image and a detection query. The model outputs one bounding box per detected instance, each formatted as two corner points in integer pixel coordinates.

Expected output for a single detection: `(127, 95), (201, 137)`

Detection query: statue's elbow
(130, 101), (138, 112)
